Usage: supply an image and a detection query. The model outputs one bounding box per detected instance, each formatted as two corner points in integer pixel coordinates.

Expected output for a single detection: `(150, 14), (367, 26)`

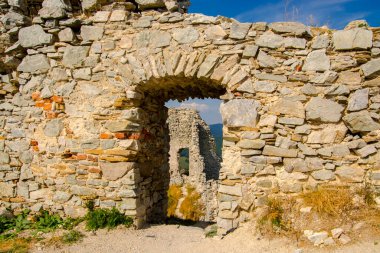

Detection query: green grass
(62, 230), (84, 244)
(85, 204), (133, 231)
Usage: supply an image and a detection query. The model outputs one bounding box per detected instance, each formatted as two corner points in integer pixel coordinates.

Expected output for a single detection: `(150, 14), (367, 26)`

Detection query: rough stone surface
(270, 99), (305, 118)
(333, 29), (372, 50)
(361, 59), (380, 78)
(172, 27), (199, 44)
(306, 97), (344, 123)
(230, 22), (251, 40)
(220, 99), (260, 127)
(100, 162), (135, 181)
(343, 111), (380, 133)
(44, 119), (64, 137)
(19, 25), (53, 48)
(347, 89), (369, 112)
(17, 54), (50, 72)
(303, 49), (330, 72)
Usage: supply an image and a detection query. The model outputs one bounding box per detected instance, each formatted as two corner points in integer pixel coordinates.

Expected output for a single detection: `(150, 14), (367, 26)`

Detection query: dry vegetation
(167, 184), (205, 221)
(167, 184), (182, 217)
(256, 185), (380, 245)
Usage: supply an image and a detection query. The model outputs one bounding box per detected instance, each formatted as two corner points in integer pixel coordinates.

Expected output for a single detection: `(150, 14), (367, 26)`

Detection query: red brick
(52, 95), (64, 103)
(30, 140), (38, 146)
(31, 92), (41, 101)
(43, 103), (52, 111)
(35, 101), (45, 108)
(115, 133), (127, 139)
(100, 133), (113, 139)
(76, 154), (87, 160)
(46, 111), (58, 119)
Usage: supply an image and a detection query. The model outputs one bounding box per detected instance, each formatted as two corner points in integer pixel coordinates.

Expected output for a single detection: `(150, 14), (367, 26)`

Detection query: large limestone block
(58, 27), (75, 42)
(81, 25), (104, 41)
(269, 22), (310, 36)
(343, 111), (380, 133)
(305, 97), (344, 123)
(172, 27), (199, 44)
(17, 54), (50, 72)
(220, 99), (261, 128)
(150, 30), (171, 48)
(303, 49), (330, 72)
(197, 54), (220, 78)
(42, 0), (71, 10)
(256, 32), (283, 49)
(219, 184), (242, 196)
(104, 120), (142, 132)
(44, 119), (64, 137)
(361, 59), (380, 78)
(18, 25), (53, 48)
(333, 28), (372, 50)
(205, 25), (227, 41)
(229, 22), (251, 40)
(38, 6), (67, 19)
(71, 185), (97, 196)
(347, 88), (369, 112)
(1, 11), (31, 30)
(335, 166), (365, 182)
(62, 46), (90, 67)
(307, 124), (348, 144)
(82, 0), (99, 11)
(263, 146), (298, 158)
(237, 139), (265, 149)
(136, 0), (165, 9)
(0, 183), (14, 197)
(100, 162), (135, 181)
(269, 98), (305, 118)
(257, 51), (277, 68)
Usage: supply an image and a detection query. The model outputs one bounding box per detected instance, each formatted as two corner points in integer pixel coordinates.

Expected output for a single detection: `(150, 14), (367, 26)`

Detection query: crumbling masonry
(0, 0), (380, 234)
(167, 108), (219, 221)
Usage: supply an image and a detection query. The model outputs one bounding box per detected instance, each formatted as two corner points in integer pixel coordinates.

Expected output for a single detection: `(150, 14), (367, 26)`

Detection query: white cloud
(235, 0), (369, 29)
(179, 102), (210, 112)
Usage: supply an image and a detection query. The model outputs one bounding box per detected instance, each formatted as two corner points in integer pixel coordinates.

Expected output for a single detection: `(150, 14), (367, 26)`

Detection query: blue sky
(166, 0), (380, 125)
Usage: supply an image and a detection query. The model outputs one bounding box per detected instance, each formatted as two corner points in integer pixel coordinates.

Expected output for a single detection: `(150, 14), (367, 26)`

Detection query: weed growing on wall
(167, 184), (182, 217)
(179, 185), (205, 221)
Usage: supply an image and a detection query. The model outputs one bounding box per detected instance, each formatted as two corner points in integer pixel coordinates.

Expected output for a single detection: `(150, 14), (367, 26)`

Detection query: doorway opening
(135, 76), (226, 225)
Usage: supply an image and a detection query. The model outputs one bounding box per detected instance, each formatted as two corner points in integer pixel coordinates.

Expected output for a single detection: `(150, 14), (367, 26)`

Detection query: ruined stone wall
(167, 108), (219, 221)
(0, 0), (379, 234)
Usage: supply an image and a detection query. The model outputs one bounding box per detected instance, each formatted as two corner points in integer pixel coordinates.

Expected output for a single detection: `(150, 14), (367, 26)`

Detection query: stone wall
(0, 0), (380, 234)
(167, 108), (219, 221)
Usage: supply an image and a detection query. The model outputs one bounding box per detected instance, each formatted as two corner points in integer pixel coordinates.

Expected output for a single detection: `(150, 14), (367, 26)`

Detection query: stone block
(100, 162), (135, 181)
(262, 146), (298, 158)
(220, 99), (261, 128)
(333, 28), (372, 50)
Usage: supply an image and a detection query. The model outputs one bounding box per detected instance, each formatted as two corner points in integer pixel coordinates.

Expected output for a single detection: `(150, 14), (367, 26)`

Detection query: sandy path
(33, 223), (379, 253)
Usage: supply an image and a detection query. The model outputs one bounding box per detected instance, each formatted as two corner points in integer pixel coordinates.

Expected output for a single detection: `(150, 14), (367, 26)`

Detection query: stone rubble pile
(0, 0), (378, 237)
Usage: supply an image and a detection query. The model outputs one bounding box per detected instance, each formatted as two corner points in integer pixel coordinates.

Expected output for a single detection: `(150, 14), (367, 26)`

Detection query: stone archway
(1, 0), (379, 236)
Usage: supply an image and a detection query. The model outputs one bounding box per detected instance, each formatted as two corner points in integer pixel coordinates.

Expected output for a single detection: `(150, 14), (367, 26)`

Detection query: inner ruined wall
(0, 0), (380, 234)
(167, 108), (220, 221)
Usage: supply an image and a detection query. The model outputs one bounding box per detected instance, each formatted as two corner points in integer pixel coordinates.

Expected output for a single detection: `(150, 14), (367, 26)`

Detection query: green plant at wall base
(34, 210), (64, 232)
(85, 207), (133, 231)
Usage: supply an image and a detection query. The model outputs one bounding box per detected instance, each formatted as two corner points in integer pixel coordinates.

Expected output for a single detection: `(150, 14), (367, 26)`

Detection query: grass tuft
(85, 205), (133, 231)
(62, 230), (84, 245)
(301, 187), (353, 217)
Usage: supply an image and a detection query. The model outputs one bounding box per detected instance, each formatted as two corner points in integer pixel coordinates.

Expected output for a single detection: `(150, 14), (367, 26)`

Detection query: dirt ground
(32, 222), (380, 253)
